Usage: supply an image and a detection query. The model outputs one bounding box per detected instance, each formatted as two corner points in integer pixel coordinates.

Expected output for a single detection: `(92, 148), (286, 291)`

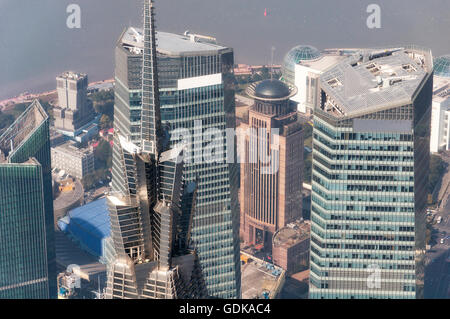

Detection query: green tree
(99, 114), (111, 130)
(429, 154), (446, 193)
(94, 140), (112, 170)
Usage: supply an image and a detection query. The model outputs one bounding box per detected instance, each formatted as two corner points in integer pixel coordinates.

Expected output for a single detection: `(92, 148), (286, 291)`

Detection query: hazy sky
(0, 0), (449, 99)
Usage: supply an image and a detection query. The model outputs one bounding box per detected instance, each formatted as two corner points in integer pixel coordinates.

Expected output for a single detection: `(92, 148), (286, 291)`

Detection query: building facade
(54, 71), (96, 135)
(239, 79), (304, 251)
(309, 47), (433, 299)
(112, 25), (241, 298)
(429, 55), (450, 153)
(0, 100), (56, 298)
(272, 220), (310, 275)
(106, 0), (240, 299)
(51, 141), (95, 179)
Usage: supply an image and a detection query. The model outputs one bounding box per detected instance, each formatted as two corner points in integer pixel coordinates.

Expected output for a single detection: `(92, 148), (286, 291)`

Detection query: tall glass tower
(0, 100), (56, 299)
(309, 47), (433, 299)
(113, 11), (240, 298)
(112, 26), (241, 299)
(157, 32), (241, 298)
(106, 0), (240, 298)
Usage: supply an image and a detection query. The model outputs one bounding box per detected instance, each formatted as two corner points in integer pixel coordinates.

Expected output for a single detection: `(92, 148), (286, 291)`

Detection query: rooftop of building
(57, 71), (87, 81)
(319, 47), (433, 118)
(0, 100), (48, 163)
(433, 75), (450, 103)
(55, 231), (106, 282)
(254, 79), (291, 99)
(241, 253), (284, 299)
(52, 140), (93, 158)
(120, 27), (229, 56)
(273, 220), (310, 248)
(284, 45), (322, 66)
(434, 55), (450, 78)
(296, 54), (347, 73)
(58, 198), (110, 243)
(246, 79), (298, 101)
(432, 55), (450, 104)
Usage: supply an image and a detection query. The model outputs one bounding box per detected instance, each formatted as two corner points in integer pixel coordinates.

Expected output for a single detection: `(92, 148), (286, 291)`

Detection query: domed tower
(239, 79), (304, 250)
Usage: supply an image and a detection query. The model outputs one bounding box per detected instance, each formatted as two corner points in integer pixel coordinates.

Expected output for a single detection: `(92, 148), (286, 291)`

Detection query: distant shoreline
(0, 78), (115, 111)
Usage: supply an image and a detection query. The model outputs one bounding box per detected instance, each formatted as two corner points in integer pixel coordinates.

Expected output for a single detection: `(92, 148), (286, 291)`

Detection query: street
(424, 151), (450, 299)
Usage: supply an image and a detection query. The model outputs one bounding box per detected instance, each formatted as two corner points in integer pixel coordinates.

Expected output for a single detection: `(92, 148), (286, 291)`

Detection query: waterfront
(1, 0), (449, 100)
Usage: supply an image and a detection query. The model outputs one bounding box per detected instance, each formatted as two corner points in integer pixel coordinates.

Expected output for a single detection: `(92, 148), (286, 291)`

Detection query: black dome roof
(254, 79), (291, 99)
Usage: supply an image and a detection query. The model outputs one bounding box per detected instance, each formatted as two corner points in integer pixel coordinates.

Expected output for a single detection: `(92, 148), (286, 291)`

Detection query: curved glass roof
(434, 55), (450, 78)
(282, 45), (322, 85)
(284, 45), (321, 65)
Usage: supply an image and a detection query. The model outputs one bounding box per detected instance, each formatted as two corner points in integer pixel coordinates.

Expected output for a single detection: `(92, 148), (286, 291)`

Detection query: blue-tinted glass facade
(158, 51), (241, 298)
(0, 101), (56, 299)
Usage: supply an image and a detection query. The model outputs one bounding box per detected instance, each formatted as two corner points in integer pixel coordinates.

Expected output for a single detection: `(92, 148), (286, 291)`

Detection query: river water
(0, 0), (449, 100)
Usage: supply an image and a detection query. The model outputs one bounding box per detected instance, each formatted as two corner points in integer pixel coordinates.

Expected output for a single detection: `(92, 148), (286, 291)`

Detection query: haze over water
(0, 0), (449, 100)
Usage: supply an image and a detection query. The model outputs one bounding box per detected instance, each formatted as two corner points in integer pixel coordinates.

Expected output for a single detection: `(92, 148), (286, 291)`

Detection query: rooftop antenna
(271, 46), (276, 80)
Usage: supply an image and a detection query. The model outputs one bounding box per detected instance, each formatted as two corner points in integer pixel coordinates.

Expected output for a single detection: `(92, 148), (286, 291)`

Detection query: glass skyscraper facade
(157, 39), (241, 298)
(0, 100), (56, 299)
(106, 0), (240, 299)
(114, 27), (241, 298)
(309, 47), (433, 299)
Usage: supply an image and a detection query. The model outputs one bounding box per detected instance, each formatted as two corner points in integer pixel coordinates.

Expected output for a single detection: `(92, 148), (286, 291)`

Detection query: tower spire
(141, 0), (162, 157)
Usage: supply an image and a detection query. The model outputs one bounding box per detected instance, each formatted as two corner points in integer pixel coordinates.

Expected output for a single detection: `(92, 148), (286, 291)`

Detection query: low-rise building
(272, 220), (310, 275)
(51, 141), (95, 179)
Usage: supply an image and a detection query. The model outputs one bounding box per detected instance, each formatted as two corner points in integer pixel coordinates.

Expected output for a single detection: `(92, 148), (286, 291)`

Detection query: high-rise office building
(309, 47), (433, 299)
(0, 100), (56, 299)
(111, 22), (241, 299)
(239, 79), (304, 250)
(157, 32), (241, 299)
(54, 71), (95, 135)
(106, 0), (240, 299)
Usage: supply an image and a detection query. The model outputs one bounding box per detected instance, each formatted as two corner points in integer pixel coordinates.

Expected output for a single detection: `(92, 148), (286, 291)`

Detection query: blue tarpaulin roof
(58, 198), (110, 258)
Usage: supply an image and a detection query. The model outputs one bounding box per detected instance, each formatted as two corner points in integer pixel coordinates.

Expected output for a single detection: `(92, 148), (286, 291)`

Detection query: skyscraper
(111, 14), (241, 299)
(0, 100), (56, 299)
(309, 47), (433, 299)
(157, 31), (241, 299)
(105, 0), (241, 299)
(239, 79), (304, 250)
